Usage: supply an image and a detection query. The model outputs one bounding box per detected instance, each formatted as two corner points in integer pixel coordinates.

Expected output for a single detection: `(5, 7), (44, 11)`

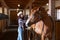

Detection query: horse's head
(26, 7), (45, 27)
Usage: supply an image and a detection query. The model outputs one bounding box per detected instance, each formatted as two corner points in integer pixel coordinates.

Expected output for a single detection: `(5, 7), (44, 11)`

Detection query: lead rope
(42, 21), (44, 33)
(41, 21), (44, 35)
(33, 21), (44, 40)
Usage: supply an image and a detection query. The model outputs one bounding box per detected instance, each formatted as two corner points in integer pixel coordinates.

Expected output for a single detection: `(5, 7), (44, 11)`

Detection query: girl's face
(19, 14), (24, 18)
(20, 14), (23, 17)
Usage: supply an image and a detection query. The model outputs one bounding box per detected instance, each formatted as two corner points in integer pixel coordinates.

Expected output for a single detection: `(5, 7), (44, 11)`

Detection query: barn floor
(0, 26), (55, 40)
(0, 29), (18, 40)
(0, 26), (28, 40)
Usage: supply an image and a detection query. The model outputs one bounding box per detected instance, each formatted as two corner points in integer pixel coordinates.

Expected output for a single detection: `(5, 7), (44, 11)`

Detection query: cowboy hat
(17, 11), (22, 16)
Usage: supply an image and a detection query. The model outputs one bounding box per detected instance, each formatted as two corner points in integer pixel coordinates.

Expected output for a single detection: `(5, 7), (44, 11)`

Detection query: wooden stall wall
(0, 19), (7, 32)
(56, 21), (60, 40)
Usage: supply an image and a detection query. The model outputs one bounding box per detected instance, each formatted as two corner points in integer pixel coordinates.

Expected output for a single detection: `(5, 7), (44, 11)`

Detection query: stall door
(10, 10), (18, 25)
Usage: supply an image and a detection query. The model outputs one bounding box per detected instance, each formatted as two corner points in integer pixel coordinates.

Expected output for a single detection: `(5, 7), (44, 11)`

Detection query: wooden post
(23, 9), (26, 15)
(2, 6), (4, 13)
(25, 0), (32, 9)
(49, 0), (55, 40)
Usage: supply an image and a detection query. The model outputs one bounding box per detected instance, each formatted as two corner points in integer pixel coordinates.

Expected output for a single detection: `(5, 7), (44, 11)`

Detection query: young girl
(17, 11), (24, 40)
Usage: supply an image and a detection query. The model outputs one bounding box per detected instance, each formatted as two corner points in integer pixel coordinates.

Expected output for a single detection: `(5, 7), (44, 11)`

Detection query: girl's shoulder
(18, 19), (22, 20)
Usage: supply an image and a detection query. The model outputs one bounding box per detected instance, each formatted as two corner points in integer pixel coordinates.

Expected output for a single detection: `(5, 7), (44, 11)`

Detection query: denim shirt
(18, 19), (24, 28)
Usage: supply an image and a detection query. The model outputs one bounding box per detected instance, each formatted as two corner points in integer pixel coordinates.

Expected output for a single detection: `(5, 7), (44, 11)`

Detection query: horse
(26, 7), (54, 40)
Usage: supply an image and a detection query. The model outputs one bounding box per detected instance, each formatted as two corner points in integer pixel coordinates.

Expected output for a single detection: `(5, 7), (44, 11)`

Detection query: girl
(17, 11), (24, 40)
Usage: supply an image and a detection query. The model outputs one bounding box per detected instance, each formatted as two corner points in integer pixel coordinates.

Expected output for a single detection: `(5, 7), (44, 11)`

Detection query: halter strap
(42, 21), (44, 33)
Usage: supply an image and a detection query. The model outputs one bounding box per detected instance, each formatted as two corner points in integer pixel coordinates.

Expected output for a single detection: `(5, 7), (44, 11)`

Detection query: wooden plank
(1, 0), (9, 8)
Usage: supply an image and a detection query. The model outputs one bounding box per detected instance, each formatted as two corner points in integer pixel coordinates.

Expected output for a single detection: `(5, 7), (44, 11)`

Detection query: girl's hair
(18, 15), (24, 20)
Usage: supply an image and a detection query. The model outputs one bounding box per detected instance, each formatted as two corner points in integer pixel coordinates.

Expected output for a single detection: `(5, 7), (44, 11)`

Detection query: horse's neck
(42, 15), (52, 28)
(34, 20), (44, 34)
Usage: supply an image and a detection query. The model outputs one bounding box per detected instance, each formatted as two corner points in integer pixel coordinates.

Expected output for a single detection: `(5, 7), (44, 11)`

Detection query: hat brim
(17, 11), (22, 16)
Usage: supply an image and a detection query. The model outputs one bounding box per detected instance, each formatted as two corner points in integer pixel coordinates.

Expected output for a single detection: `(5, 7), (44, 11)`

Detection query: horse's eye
(39, 11), (41, 13)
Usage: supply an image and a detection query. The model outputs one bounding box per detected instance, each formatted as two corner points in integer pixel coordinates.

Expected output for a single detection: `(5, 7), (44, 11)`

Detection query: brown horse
(26, 7), (54, 40)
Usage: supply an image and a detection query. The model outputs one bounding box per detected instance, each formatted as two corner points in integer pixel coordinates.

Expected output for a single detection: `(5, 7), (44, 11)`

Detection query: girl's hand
(25, 27), (31, 30)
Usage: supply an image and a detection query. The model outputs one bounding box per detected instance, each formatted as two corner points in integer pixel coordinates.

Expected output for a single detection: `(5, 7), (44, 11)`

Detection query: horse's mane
(29, 7), (54, 30)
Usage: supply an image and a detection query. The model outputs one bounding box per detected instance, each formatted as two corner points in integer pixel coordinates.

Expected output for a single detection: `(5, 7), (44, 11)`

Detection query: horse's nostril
(25, 22), (30, 27)
(28, 23), (30, 26)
